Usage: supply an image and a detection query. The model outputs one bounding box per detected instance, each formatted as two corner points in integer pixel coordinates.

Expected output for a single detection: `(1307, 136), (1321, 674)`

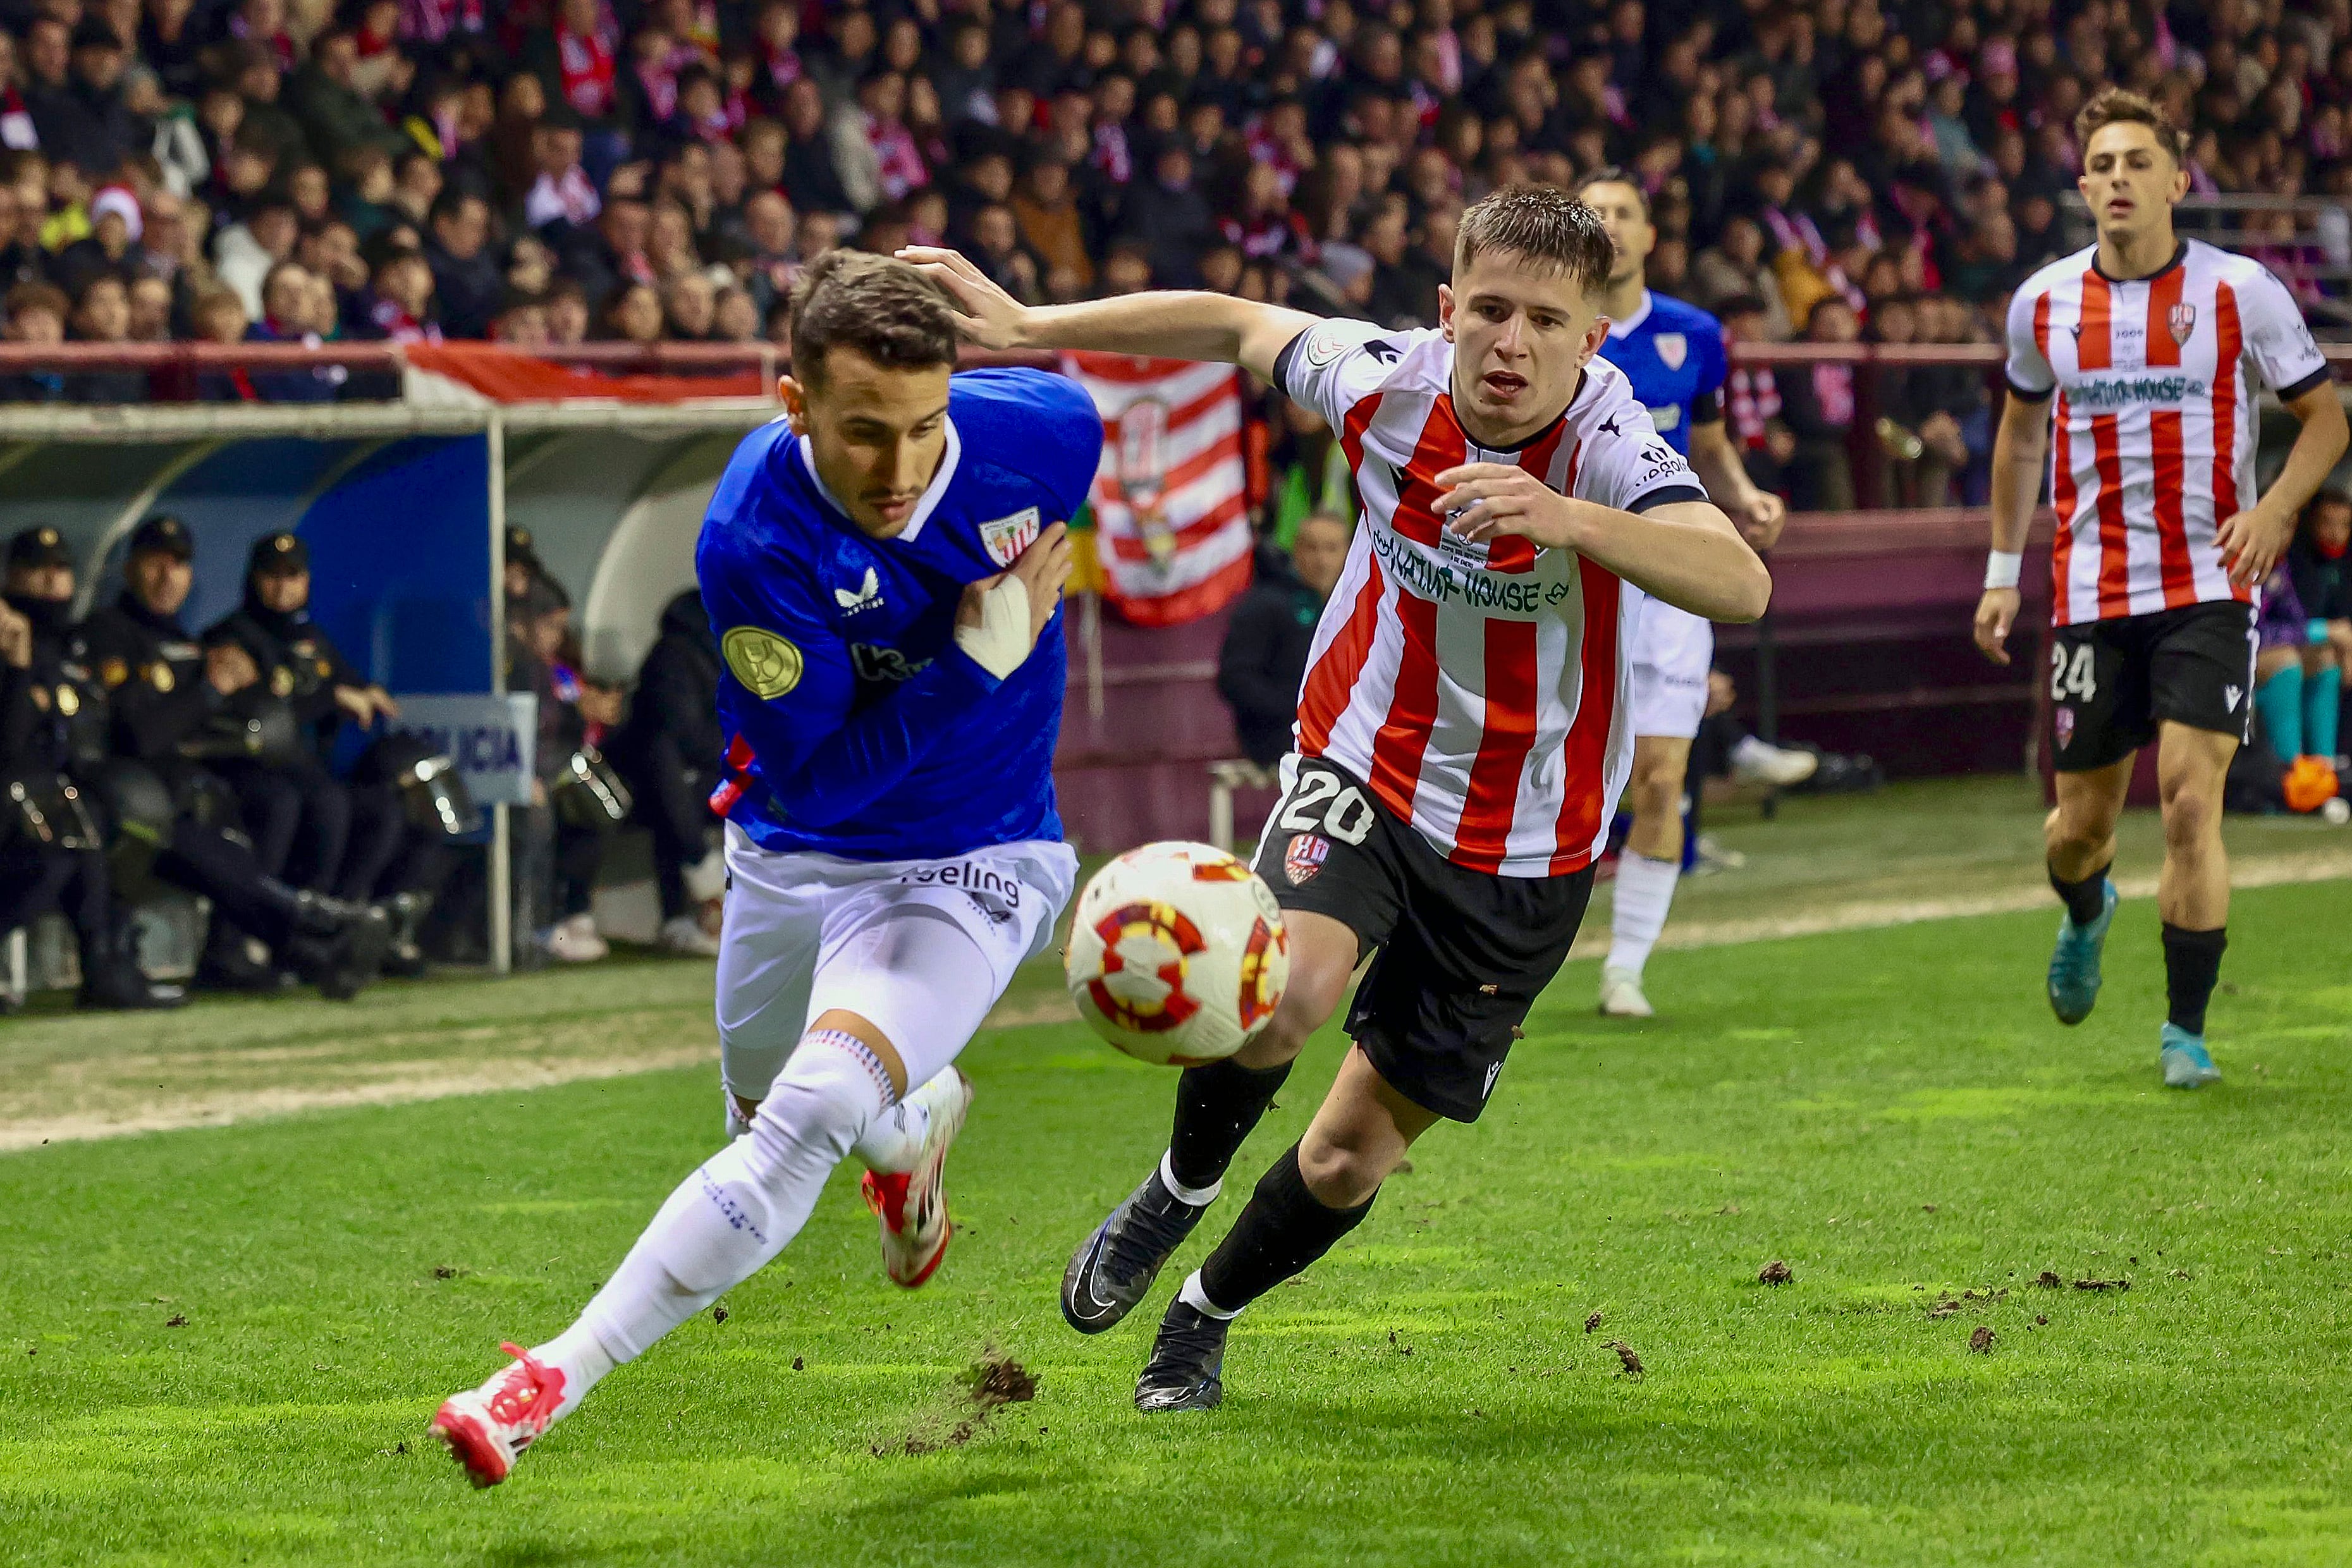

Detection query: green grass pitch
(6, 879), (2352, 1565)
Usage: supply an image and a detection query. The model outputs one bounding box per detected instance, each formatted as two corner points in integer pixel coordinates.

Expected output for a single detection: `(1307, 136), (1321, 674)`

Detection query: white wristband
(1984, 550), (2023, 591)
(953, 573), (1032, 679)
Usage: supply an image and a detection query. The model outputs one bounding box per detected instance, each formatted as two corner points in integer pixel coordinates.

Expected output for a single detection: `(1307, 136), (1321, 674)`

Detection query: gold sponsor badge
(721, 626), (804, 699)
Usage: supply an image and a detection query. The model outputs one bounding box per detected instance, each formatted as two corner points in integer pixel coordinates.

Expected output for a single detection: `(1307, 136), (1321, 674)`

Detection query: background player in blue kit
(428, 252), (1104, 1488)
(1577, 172), (1803, 1019)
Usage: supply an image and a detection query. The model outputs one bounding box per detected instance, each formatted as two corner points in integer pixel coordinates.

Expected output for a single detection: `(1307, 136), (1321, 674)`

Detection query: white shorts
(1628, 591), (1715, 742)
(713, 823), (1079, 1102)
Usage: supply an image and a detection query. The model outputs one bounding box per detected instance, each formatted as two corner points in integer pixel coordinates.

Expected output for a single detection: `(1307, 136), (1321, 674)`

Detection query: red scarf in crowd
(1728, 365), (1780, 449)
(557, 21), (617, 118)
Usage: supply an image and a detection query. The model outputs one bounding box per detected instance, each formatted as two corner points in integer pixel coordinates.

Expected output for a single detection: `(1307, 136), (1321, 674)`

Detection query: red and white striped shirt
(1277, 319), (1709, 878)
(2005, 240), (2331, 627)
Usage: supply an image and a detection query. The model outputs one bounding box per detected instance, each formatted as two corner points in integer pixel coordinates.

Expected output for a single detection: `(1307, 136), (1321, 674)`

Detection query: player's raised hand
(1435, 462), (1579, 549)
(1973, 587), (2019, 665)
(2215, 502), (2294, 589)
(1008, 521), (1074, 642)
(897, 246), (1030, 350)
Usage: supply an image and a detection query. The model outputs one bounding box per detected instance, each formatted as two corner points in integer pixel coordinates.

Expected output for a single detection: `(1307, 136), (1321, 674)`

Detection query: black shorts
(1247, 756), (1594, 1122)
(2050, 601), (2258, 772)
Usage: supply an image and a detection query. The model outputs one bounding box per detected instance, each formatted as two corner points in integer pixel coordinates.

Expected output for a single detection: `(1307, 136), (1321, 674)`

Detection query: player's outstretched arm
(899, 246), (1319, 383)
(1436, 463), (1771, 623)
(1973, 390), (2052, 666)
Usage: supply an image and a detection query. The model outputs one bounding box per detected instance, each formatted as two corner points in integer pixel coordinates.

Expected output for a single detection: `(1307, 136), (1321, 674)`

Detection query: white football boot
(430, 1342), (569, 1488)
(861, 1067), (975, 1289)
(1597, 965), (1655, 1018)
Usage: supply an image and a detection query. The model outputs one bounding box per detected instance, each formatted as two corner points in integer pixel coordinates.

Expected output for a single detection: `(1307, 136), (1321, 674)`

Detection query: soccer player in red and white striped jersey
(906, 185), (1770, 1411)
(1975, 89), (2348, 1089)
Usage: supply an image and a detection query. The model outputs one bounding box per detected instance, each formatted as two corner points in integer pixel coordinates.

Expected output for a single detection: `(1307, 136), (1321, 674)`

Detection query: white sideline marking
(1566, 847), (2352, 960)
(6, 850), (2346, 1149)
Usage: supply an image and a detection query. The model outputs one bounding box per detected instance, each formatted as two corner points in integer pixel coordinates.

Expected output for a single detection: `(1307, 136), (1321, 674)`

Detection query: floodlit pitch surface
(6, 824), (2352, 1562)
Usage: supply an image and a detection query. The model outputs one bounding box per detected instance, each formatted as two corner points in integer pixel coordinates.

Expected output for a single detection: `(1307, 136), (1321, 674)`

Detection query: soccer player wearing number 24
(1975, 90), (2347, 1089)
(905, 183), (1771, 1412)
(428, 252), (1105, 1486)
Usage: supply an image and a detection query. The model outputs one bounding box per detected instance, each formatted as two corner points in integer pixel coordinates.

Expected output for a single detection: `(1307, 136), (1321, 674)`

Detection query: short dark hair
(1453, 183), (1615, 293)
(2075, 87), (2187, 166)
(786, 250), (958, 384)
(1574, 166), (1650, 221)
(4, 279), (68, 321)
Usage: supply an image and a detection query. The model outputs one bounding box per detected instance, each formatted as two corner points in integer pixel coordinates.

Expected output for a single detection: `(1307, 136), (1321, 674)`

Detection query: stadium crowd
(0, 0), (2340, 388)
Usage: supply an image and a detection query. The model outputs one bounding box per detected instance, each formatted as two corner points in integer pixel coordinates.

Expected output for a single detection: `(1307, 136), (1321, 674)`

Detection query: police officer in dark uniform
(3, 524), (393, 1001)
(80, 515), (305, 985)
(1, 526), (184, 1009)
(75, 515), (393, 996)
(205, 532), (408, 902)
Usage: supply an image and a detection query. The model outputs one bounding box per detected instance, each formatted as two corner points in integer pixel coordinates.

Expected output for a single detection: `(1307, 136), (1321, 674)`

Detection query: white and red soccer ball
(1063, 842), (1290, 1067)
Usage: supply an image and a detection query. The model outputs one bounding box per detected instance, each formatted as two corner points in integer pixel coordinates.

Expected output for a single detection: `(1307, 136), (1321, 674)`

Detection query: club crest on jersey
(2054, 705), (2076, 749)
(1283, 832), (1330, 886)
(1653, 332), (1687, 371)
(979, 506), (1041, 568)
(2168, 303), (2196, 346)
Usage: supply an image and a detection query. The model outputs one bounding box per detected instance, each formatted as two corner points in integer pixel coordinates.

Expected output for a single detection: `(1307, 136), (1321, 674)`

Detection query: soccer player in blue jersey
(429, 252), (1104, 1488)
(1577, 171), (1799, 1019)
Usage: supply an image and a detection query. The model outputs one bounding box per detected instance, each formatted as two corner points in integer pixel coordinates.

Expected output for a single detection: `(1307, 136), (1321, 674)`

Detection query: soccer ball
(1063, 842), (1290, 1067)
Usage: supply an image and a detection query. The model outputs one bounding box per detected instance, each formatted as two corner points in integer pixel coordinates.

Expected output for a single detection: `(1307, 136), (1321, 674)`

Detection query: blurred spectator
(0, 278), (67, 401)
(608, 587), (725, 955)
(506, 572), (609, 964)
(1218, 511), (1350, 768)
(426, 190), (499, 338)
(1775, 296), (1859, 513)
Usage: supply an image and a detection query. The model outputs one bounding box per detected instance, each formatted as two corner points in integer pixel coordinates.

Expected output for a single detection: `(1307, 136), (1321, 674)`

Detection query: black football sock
(1194, 1143), (1376, 1314)
(2162, 924), (2227, 1036)
(1167, 1057), (1293, 1192)
(2049, 859), (2114, 927)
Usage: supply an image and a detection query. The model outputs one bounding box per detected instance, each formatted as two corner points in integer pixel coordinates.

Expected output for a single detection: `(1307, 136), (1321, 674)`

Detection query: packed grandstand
(0, 0), (2342, 396)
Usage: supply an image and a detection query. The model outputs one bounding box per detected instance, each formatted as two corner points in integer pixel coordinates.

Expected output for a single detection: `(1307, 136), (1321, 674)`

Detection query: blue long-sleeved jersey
(1600, 289), (1728, 457)
(697, 366), (1105, 861)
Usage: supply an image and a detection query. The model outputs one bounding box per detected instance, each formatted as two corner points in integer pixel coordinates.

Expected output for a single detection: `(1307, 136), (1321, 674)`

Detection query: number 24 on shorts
(2051, 643), (2098, 702)
(1280, 771), (1378, 845)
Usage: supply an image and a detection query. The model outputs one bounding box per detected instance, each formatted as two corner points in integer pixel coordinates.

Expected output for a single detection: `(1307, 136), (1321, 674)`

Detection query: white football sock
(854, 1069), (949, 1174)
(550, 1032), (890, 1407)
(528, 1320), (616, 1423)
(1607, 850), (1681, 978)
